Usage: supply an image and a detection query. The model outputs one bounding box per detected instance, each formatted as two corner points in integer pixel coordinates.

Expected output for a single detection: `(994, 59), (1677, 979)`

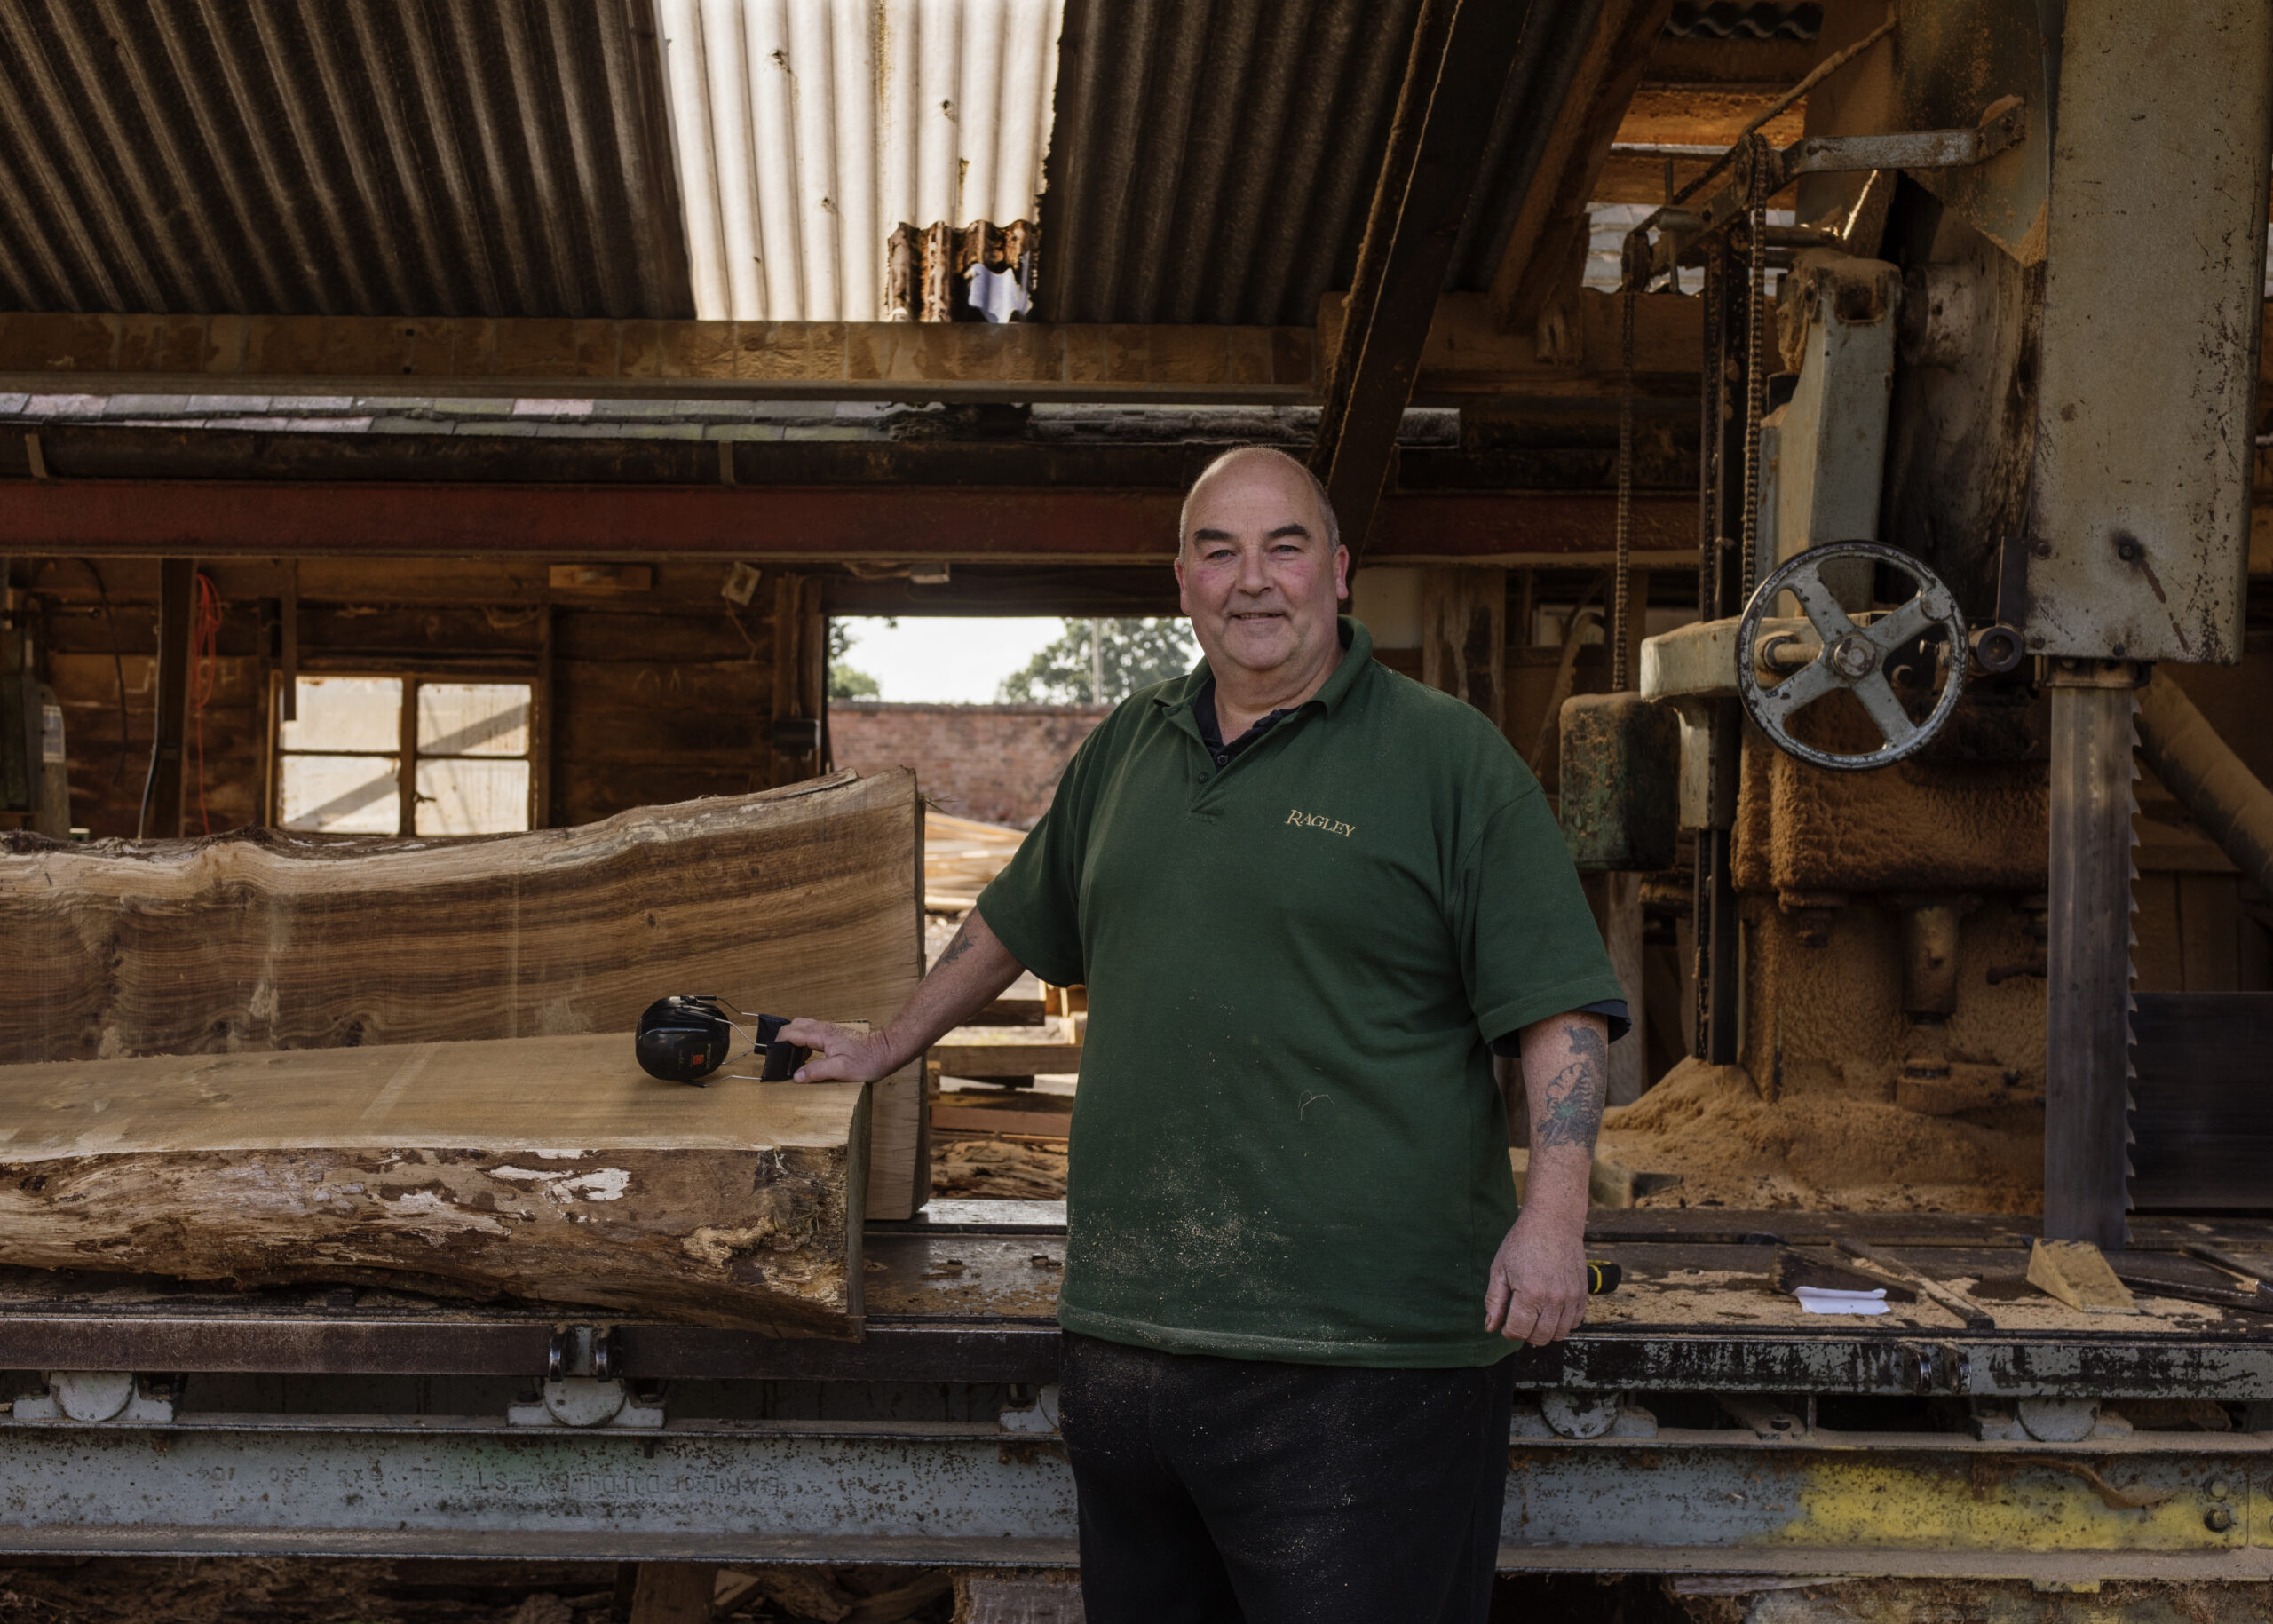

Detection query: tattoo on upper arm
(1533, 1025), (1609, 1150)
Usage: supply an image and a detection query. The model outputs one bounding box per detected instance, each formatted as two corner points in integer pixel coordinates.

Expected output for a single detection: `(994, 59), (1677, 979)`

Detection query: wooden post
(627, 1564), (717, 1624)
(139, 558), (194, 838)
(1597, 870), (1647, 1105)
(534, 605), (554, 828)
(1420, 566), (1507, 725)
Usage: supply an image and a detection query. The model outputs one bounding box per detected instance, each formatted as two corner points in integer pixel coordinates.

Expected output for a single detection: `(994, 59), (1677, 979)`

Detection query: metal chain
(1739, 202), (1768, 605)
(1612, 285), (1635, 693)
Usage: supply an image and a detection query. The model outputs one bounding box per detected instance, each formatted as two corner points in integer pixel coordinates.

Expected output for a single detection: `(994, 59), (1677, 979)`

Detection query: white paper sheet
(1794, 1286), (1890, 1316)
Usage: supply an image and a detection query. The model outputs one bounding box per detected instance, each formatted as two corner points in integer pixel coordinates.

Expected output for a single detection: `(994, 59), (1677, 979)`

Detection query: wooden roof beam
(0, 313), (1319, 407)
(1484, 0), (1678, 346)
(1310, 0), (1547, 559)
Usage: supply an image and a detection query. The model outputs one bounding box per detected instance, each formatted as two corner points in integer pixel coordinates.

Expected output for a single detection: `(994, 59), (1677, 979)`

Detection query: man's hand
(779, 907), (1027, 1085)
(781, 1018), (896, 1085)
(1484, 1211), (1587, 1346)
(1484, 1010), (1610, 1345)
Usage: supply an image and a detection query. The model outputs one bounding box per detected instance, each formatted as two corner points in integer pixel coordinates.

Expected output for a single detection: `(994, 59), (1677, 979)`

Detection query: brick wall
(829, 702), (1111, 828)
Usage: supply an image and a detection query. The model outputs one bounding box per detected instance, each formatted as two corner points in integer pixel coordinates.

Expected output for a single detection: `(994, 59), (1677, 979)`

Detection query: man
(787, 446), (1627, 1622)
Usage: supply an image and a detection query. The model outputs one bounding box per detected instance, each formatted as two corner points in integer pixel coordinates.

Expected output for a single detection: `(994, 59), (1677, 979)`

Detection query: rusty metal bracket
(1637, 99), (2030, 274)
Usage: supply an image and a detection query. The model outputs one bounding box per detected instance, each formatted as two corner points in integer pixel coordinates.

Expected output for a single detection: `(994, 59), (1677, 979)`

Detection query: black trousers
(1057, 1332), (1515, 1624)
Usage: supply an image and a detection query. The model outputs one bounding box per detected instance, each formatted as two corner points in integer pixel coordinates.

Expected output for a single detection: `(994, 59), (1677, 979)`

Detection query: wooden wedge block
(2028, 1238), (2140, 1314)
(0, 769), (927, 1219)
(0, 1034), (869, 1335)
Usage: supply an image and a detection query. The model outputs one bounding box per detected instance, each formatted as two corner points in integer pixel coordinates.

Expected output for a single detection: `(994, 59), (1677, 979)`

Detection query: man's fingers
(1484, 1270), (1510, 1332)
(780, 1018), (836, 1049)
(1498, 1285), (1543, 1343)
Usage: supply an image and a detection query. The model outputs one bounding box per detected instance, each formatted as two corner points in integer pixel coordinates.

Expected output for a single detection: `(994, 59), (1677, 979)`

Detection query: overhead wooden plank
(0, 1034), (868, 1335)
(0, 313), (1318, 406)
(1312, 0), (1548, 556)
(0, 769), (928, 1220)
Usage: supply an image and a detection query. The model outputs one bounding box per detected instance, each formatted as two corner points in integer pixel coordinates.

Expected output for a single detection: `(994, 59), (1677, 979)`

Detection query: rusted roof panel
(0, 0), (691, 320)
(655, 0), (1065, 321)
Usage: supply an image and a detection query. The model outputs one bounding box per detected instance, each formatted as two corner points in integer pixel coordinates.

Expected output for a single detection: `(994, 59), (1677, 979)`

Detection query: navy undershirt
(1192, 677), (1631, 1056)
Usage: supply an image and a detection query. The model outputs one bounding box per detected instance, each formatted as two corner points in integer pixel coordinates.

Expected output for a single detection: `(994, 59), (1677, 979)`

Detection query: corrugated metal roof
(656, 0), (1065, 321)
(0, 0), (691, 319)
(1664, 3), (1821, 42)
(1036, 0), (1612, 322)
(1038, 0), (1423, 326)
(1445, 0), (1609, 293)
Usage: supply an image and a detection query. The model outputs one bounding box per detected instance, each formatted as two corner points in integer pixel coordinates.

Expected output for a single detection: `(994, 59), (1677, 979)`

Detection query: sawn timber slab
(0, 1034), (869, 1337)
(0, 768), (927, 1221)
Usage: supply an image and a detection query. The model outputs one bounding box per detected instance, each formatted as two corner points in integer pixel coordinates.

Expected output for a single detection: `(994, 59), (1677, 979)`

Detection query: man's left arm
(1483, 1010), (1608, 1347)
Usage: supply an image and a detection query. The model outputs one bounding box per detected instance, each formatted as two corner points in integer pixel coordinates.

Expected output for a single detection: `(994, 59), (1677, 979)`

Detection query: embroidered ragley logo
(1286, 807), (1356, 838)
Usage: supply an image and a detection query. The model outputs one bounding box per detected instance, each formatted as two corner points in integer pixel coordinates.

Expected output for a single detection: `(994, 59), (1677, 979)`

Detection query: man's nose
(1233, 547), (1274, 593)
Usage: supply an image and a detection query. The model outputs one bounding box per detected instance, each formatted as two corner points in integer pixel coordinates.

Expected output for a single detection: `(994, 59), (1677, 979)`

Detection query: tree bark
(0, 1034), (868, 1335)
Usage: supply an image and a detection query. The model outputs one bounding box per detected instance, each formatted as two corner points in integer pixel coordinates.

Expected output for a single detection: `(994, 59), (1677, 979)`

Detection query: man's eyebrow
(1187, 521), (1312, 543)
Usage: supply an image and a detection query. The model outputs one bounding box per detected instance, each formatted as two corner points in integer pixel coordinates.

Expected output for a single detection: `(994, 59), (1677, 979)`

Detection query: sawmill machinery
(1564, 0), (2273, 1248)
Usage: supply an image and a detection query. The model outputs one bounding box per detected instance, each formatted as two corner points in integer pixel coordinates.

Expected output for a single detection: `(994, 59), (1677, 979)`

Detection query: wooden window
(275, 675), (534, 836)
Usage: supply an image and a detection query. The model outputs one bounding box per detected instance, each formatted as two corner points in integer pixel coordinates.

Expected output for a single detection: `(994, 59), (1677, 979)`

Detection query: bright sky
(835, 616), (1067, 704)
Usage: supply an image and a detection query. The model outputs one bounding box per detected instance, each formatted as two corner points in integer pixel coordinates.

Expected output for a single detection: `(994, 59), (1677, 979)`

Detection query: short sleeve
(1455, 787), (1629, 1048)
(974, 719), (1111, 987)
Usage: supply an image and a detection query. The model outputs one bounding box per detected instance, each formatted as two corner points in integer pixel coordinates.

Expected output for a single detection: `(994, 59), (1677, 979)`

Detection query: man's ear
(1333, 545), (1350, 601)
(1173, 549), (1191, 616)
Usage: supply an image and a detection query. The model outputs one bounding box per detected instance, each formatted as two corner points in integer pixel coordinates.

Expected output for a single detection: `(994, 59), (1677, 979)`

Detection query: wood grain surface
(0, 1034), (869, 1335)
(0, 769), (928, 1218)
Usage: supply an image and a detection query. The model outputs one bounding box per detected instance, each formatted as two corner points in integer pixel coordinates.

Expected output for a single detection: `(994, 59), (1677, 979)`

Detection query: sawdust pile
(931, 1137), (1068, 1200)
(1599, 1058), (2042, 1214)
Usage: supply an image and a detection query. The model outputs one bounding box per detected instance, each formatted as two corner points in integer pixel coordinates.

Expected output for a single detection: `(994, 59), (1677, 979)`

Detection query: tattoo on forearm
(935, 923), (977, 971)
(1533, 1026), (1608, 1150)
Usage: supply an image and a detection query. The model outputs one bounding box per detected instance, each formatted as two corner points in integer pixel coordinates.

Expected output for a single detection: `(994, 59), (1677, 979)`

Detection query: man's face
(1174, 456), (1349, 684)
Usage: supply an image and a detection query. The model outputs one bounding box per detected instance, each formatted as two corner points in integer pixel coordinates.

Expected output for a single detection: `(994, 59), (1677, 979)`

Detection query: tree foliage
(827, 617), (888, 701)
(998, 618), (1200, 705)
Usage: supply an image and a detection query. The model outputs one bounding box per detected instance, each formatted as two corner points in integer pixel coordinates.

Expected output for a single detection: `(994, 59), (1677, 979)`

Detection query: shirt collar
(1154, 615), (1375, 720)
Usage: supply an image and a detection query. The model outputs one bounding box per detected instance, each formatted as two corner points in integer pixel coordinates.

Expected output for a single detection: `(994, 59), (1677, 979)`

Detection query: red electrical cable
(189, 574), (223, 836)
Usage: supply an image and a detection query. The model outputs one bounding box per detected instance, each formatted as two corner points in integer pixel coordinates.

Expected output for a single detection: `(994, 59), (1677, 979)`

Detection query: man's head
(1175, 447), (1349, 688)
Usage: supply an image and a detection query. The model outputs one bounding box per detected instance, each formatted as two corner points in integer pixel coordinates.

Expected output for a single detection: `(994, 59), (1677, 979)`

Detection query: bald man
(788, 446), (1627, 1623)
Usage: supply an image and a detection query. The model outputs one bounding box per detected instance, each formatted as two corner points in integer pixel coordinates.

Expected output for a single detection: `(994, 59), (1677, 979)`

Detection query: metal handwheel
(1737, 542), (1968, 772)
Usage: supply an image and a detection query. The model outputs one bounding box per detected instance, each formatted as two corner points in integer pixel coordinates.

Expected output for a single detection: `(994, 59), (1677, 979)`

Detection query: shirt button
(1199, 772), (1210, 782)
(1214, 753), (1229, 766)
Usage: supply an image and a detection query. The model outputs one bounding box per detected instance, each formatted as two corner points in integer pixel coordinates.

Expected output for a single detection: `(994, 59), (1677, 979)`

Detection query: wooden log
(0, 1034), (869, 1335)
(0, 769), (928, 1219)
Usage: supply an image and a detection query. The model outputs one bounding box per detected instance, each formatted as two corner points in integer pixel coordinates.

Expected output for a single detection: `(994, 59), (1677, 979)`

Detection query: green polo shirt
(976, 616), (1625, 1367)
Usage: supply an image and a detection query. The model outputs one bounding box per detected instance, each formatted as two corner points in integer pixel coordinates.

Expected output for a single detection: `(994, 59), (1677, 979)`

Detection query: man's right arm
(783, 907), (1027, 1084)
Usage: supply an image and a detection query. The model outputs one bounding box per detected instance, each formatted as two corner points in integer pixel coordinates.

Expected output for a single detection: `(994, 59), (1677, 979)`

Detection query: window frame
(268, 665), (543, 836)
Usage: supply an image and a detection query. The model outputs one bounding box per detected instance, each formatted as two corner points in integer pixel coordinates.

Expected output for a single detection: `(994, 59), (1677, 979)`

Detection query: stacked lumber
(0, 770), (929, 1218)
(0, 1034), (868, 1334)
(923, 810), (1026, 912)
